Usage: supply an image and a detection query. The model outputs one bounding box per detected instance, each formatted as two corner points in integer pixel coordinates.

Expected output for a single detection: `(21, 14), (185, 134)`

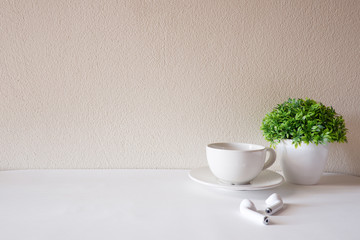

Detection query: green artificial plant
(261, 98), (347, 148)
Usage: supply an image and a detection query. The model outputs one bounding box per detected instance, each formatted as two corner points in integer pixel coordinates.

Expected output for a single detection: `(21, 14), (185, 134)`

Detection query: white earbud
(265, 193), (283, 215)
(240, 199), (269, 225)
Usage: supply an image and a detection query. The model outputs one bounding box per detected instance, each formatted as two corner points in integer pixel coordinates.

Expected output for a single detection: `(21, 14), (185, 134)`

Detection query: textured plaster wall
(1, 0), (359, 174)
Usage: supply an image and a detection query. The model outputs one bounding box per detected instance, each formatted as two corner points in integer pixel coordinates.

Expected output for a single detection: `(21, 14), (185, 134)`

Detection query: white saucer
(189, 167), (284, 191)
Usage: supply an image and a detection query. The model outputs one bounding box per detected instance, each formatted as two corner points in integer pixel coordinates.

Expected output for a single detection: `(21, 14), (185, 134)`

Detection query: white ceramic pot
(276, 140), (330, 185)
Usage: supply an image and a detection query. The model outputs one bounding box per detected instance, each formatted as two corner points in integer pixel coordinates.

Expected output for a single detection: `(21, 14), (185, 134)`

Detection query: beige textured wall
(1, 0), (359, 174)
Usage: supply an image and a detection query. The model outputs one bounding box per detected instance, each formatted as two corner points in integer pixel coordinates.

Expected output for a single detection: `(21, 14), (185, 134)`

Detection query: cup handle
(262, 147), (276, 170)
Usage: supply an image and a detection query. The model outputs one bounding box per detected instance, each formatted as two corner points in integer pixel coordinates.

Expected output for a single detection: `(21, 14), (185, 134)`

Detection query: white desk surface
(0, 169), (359, 240)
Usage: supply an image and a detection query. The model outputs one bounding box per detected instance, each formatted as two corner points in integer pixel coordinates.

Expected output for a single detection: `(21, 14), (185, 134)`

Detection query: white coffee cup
(206, 142), (276, 185)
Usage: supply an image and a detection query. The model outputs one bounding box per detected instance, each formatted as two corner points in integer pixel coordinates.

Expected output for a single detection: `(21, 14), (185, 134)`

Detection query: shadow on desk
(190, 173), (360, 202)
(317, 174), (360, 186)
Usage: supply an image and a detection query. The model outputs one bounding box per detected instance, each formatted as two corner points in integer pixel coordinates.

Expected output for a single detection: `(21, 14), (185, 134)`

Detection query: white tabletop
(0, 169), (359, 240)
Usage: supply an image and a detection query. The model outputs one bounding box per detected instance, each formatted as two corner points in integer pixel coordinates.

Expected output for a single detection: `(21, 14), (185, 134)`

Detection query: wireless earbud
(240, 199), (269, 225)
(265, 193), (283, 215)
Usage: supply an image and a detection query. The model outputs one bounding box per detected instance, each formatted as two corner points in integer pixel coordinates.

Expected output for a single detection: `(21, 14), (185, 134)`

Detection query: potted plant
(260, 98), (347, 185)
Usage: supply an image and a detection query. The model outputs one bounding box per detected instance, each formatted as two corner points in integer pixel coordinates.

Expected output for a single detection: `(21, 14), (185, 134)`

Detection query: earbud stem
(265, 208), (272, 214)
(240, 199), (270, 225)
(265, 193), (284, 215)
(263, 216), (269, 225)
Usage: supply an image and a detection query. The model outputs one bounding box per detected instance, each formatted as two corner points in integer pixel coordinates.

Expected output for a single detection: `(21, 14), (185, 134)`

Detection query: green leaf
(260, 98), (348, 147)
